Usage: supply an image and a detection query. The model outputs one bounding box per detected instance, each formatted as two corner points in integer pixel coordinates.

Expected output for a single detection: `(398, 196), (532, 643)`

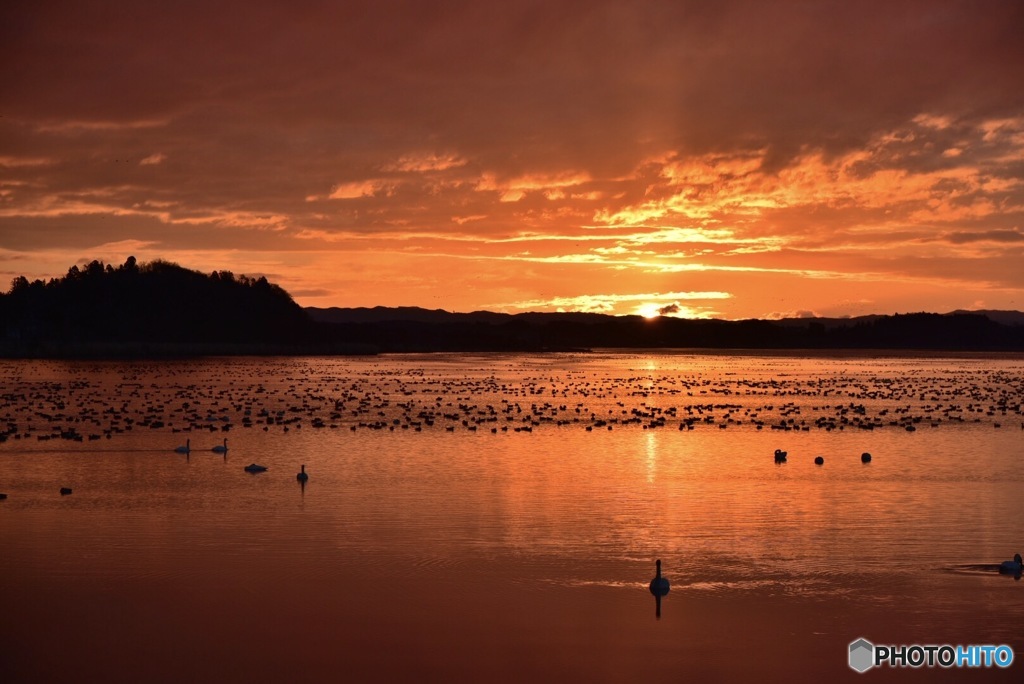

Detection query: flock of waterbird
(1, 362), (1020, 442)
(1, 360), (1022, 501)
(0, 360), (1020, 575)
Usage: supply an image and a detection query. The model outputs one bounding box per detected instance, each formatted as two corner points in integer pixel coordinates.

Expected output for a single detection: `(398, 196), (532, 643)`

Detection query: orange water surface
(2, 352), (1023, 682)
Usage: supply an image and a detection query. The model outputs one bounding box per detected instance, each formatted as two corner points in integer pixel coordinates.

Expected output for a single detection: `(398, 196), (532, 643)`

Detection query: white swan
(649, 559), (670, 596)
(999, 553), (1022, 574)
(174, 439), (190, 454)
(212, 438), (228, 454)
(296, 464), (309, 482)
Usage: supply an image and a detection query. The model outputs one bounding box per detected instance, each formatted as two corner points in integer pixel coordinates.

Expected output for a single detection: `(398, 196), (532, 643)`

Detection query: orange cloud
(327, 180), (395, 199)
(382, 152), (467, 172)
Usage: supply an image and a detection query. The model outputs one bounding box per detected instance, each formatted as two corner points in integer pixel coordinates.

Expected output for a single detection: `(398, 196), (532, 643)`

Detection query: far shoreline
(4, 345), (1024, 362)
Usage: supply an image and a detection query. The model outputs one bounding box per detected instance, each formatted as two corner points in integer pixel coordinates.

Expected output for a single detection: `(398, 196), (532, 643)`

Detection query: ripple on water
(946, 563), (1023, 579)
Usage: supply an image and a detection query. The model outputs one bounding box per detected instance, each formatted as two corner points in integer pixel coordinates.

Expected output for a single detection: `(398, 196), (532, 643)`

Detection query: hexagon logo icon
(849, 638), (874, 673)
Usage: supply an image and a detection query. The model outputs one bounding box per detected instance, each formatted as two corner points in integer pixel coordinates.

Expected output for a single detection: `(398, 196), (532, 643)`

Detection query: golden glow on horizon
(636, 303), (663, 319)
(502, 291), (730, 318)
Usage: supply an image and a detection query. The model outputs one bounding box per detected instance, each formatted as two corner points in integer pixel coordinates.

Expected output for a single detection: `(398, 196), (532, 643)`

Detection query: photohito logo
(849, 638), (1014, 672)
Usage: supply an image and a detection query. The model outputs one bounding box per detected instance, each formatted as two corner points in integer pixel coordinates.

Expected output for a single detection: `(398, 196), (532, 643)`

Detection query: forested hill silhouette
(3, 258), (1024, 357)
(0, 257), (321, 357)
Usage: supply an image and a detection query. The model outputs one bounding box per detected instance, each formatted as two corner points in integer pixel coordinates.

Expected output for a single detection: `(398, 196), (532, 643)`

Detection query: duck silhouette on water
(650, 559), (670, 619)
(1000, 553), (1023, 576)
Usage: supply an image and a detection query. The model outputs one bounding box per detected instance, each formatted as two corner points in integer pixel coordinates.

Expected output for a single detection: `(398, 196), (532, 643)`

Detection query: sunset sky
(3, 0), (1024, 319)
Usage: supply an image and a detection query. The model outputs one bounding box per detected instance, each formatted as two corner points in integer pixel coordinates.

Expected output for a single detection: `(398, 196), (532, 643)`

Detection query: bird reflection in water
(649, 559), (670, 619)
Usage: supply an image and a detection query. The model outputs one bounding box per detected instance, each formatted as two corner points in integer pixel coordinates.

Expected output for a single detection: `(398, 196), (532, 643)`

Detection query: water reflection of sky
(1, 353), (1023, 681)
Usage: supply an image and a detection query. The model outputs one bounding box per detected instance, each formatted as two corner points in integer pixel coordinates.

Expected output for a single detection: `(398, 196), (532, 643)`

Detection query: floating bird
(0, 493), (7, 500)
(296, 464), (308, 483)
(59, 487), (72, 495)
(650, 559), (670, 596)
(649, 559), (670, 620)
(861, 452), (872, 463)
(774, 449), (787, 463)
(814, 456), (824, 465)
(243, 463), (268, 473)
(999, 553), (1023, 575)
(174, 439), (190, 454)
(212, 438), (228, 454)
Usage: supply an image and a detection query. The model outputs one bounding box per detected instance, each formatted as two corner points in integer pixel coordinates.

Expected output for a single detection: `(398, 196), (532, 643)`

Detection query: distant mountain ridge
(306, 306), (1024, 353)
(770, 310), (1024, 329)
(305, 305), (611, 325)
(307, 305), (1024, 328)
(948, 309), (1024, 326)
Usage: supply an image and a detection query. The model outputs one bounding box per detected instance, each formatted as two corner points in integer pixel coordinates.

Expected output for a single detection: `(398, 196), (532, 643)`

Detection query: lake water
(1, 352), (1023, 682)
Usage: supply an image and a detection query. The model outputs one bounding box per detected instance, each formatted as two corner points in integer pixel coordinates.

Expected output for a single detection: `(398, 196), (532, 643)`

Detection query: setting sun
(636, 303), (664, 319)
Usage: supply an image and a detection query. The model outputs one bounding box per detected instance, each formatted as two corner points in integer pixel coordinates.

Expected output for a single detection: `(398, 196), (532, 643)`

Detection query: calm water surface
(2, 352), (1023, 682)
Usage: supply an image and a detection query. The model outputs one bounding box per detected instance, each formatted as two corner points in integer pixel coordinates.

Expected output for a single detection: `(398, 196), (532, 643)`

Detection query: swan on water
(296, 464), (309, 482)
(174, 439), (190, 454)
(1000, 553), (1023, 574)
(244, 463), (268, 473)
(212, 438), (228, 454)
(649, 559), (670, 596)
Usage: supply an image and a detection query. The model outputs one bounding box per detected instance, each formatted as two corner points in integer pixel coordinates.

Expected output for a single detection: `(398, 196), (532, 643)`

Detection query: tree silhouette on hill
(1, 257), (313, 355)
